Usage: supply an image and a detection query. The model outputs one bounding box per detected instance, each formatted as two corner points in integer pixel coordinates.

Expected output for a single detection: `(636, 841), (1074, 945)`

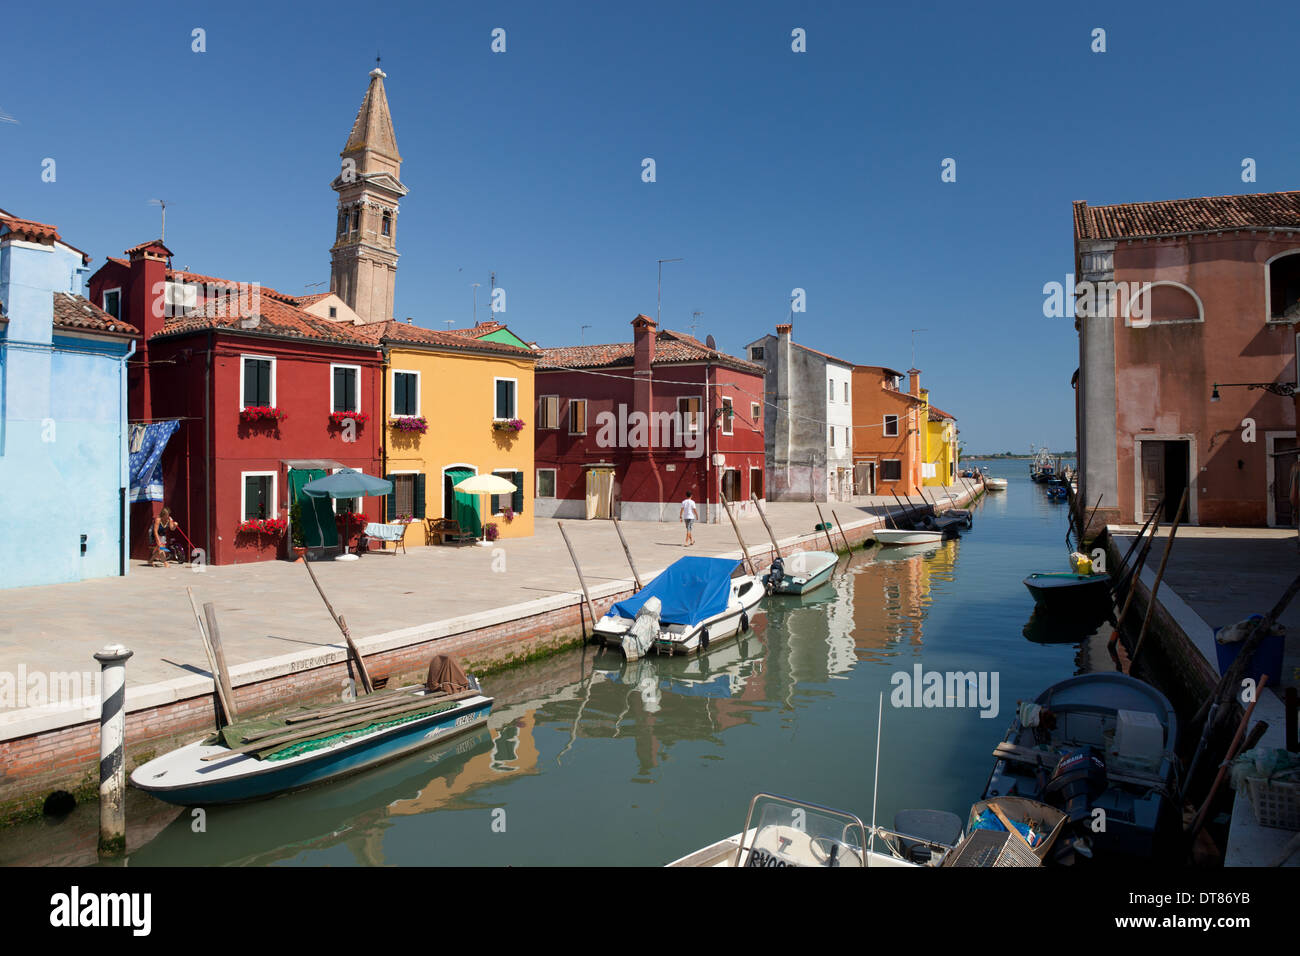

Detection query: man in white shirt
(680, 490), (698, 547)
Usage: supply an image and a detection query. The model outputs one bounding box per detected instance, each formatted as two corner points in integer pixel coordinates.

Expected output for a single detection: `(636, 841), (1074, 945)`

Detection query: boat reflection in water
(1021, 606), (1114, 646)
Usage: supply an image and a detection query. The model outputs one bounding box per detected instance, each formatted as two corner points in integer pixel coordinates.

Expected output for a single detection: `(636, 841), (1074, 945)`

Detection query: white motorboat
(762, 550), (837, 595)
(593, 556), (764, 660)
(874, 528), (943, 547)
(985, 477), (1008, 491)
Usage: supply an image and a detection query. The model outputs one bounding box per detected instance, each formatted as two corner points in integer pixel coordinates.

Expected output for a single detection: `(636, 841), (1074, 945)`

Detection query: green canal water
(6, 459), (1133, 867)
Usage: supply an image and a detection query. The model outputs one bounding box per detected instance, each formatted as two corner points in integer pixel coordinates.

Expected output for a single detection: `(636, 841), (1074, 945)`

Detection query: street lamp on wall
(1210, 381), (1297, 402)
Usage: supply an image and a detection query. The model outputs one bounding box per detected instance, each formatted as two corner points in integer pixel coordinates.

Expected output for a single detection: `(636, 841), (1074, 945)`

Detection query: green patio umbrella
(301, 469), (394, 559)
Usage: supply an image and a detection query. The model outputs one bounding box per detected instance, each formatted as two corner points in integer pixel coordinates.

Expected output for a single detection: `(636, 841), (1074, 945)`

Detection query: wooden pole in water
(202, 602), (241, 715)
(186, 587), (234, 725)
(814, 503), (836, 552)
(1130, 487), (1190, 666)
(610, 515), (643, 590)
(890, 491), (912, 526)
(719, 495), (757, 574)
(557, 521), (601, 636)
(1109, 515), (1160, 647)
(301, 552), (374, 694)
(831, 510), (852, 552)
(752, 493), (782, 559)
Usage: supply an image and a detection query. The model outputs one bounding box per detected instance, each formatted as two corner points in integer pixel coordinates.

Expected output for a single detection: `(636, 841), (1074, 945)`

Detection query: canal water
(5, 459), (1128, 867)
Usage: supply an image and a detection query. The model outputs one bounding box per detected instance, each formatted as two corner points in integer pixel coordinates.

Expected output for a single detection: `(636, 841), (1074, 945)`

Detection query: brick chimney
(126, 240), (172, 341)
(908, 367), (922, 397)
(632, 313), (656, 425)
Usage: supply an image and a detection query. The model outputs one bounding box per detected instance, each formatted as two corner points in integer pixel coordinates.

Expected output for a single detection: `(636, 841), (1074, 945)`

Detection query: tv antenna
(580, 324), (593, 345)
(690, 310), (703, 338)
(471, 282), (481, 324)
(147, 199), (173, 242)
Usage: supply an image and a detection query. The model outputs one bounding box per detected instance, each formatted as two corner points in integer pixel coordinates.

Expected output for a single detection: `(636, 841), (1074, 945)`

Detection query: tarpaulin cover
(426, 654), (470, 694)
(607, 556), (741, 626)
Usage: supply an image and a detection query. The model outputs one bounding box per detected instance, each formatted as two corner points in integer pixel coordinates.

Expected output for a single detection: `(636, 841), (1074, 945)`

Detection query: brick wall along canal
(2, 461), (1135, 866)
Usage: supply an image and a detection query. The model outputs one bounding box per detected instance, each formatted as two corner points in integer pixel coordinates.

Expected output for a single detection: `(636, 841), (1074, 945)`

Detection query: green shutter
(385, 474), (395, 521)
(414, 473), (426, 519)
(512, 471), (524, 514)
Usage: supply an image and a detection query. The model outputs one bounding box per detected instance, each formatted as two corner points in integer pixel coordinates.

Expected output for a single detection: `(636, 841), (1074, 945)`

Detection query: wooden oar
(301, 551), (374, 694)
(751, 493), (782, 559)
(610, 515), (643, 589)
(240, 688), (466, 741)
(283, 685), (438, 724)
(1109, 514), (1160, 647)
(1130, 487), (1190, 666)
(557, 521), (600, 635)
(1187, 675), (1268, 840)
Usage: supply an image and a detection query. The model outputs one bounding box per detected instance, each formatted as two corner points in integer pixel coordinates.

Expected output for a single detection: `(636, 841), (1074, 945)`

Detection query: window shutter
(414, 473), (427, 520)
(385, 474), (396, 521)
(512, 471), (524, 513)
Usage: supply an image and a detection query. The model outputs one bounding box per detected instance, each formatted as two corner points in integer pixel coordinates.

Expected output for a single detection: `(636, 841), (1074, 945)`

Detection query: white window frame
(240, 471), (278, 521)
(1122, 280), (1206, 328)
(721, 396), (734, 435)
(884, 414), (899, 437)
(751, 401), (761, 422)
(536, 468), (557, 499)
(538, 394), (560, 429)
(880, 459), (902, 483)
(493, 376), (519, 420)
(677, 395), (703, 433)
(391, 368), (421, 418)
(569, 399), (588, 435)
(239, 354), (277, 410)
(101, 287), (122, 319)
(330, 363), (362, 414)
(828, 379), (834, 401)
(1266, 249), (1300, 325)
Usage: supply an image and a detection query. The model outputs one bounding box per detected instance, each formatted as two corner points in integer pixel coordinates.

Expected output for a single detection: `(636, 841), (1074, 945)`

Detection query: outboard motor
(766, 557), (785, 594)
(1044, 747), (1107, 823)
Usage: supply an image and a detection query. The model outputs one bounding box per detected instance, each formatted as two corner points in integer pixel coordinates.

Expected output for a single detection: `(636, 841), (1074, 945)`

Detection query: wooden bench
(427, 518), (476, 546)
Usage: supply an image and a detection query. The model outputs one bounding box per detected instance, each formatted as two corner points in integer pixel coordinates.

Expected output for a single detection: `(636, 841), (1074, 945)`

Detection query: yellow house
(920, 389), (960, 487)
(360, 322), (536, 544)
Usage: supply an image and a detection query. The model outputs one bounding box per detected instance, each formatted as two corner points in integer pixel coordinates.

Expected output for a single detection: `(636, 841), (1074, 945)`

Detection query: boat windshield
(738, 794), (867, 868)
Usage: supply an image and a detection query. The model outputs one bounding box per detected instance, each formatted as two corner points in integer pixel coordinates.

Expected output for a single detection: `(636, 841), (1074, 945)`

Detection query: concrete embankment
(0, 486), (983, 822)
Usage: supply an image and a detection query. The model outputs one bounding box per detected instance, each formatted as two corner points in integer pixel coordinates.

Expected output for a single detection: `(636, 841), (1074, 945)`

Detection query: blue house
(0, 210), (138, 588)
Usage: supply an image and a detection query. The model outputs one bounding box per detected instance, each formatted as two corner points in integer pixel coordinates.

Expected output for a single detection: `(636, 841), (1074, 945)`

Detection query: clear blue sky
(3, 0), (1297, 453)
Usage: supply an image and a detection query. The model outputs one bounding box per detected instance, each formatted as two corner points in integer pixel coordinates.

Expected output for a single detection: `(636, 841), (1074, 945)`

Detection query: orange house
(851, 365), (926, 495)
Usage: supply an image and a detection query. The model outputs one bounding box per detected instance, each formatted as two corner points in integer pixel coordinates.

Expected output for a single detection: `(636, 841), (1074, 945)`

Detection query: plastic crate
(1244, 776), (1300, 831)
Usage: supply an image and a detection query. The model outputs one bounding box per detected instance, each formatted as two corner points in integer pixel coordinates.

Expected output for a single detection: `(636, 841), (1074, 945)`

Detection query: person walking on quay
(680, 489), (698, 548)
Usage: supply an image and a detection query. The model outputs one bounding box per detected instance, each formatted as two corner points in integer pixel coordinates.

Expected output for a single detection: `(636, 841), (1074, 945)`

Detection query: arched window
(1267, 250), (1300, 321)
(1124, 280), (1204, 326)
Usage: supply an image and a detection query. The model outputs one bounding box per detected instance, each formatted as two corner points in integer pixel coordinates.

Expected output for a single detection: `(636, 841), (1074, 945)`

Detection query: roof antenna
(147, 199), (172, 242)
(581, 324), (592, 345)
(690, 310), (702, 338)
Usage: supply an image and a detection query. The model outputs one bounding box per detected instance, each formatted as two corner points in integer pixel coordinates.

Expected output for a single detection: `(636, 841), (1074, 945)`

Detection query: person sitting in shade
(680, 490), (698, 547)
(150, 507), (178, 567)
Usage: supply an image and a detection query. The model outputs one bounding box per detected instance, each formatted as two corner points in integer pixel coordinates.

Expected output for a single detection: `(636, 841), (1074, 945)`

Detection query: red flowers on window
(329, 410), (369, 427)
(391, 416), (428, 433)
(237, 517), (286, 535)
(241, 406), (284, 423)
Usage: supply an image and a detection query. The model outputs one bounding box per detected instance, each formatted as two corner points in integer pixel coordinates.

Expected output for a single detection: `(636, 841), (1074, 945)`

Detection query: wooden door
(1140, 442), (1165, 520)
(1274, 437), (1298, 527)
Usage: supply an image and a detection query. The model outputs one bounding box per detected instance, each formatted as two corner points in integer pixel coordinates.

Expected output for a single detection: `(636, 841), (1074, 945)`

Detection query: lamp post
(1210, 381), (1297, 401)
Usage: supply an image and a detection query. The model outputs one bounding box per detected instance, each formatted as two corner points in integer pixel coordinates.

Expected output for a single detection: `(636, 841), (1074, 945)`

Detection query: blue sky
(3, 0), (1297, 453)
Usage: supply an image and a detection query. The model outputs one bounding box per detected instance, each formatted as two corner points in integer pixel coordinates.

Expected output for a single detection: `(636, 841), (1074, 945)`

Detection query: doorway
(1268, 433), (1298, 527)
(855, 461), (875, 495)
(585, 468), (614, 519)
(1139, 439), (1190, 522)
(443, 466), (481, 537)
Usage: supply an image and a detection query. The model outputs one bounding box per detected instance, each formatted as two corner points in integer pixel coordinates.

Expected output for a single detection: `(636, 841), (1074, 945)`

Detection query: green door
(289, 469), (339, 548)
(444, 468), (482, 538)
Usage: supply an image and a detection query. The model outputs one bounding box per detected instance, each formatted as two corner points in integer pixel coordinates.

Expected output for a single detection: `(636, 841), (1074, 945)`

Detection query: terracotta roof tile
(928, 405), (956, 421)
(355, 320), (536, 358)
(536, 328), (762, 374)
(1074, 191), (1300, 241)
(52, 292), (138, 336)
(0, 213), (60, 245)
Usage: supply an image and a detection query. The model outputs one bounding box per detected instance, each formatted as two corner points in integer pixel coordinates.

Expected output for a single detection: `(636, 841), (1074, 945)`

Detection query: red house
(89, 241), (384, 565)
(533, 315), (765, 522)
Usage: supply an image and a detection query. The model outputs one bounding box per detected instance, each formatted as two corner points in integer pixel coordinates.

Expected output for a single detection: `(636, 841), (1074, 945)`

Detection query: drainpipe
(119, 338), (136, 577)
(380, 346), (389, 520)
(704, 364), (712, 521)
(205, 330), (213, 563)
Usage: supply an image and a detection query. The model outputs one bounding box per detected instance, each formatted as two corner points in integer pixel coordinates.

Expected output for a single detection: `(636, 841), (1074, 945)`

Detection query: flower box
(492, 419), (526, 434)
(391, 416), (428, 433)
(237, 516), (287, 536)
(329, 410), (369, 427)
(485, 522), (500, 542)
(241, 406), (285, 424)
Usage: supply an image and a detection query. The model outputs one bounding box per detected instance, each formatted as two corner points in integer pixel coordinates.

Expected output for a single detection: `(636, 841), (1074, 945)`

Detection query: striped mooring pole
(94, 643), (133, 856)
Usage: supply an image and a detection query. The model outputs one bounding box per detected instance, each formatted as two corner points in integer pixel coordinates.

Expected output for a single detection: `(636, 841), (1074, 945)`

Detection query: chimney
(126, 240), (172, 341)
(776, 322), (792, 340)
(908, 367), (922, 397)
(631, 313), (656, 424)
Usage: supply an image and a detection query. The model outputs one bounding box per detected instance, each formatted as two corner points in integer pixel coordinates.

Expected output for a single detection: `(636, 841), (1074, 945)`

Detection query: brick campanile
(330, 67), (407, 324)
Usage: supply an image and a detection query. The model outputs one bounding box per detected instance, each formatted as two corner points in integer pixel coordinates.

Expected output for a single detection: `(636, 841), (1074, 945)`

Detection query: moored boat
(1023, 571), (1111, 615)
(985, 477), (1008, 491)
(130, 657), (493, 806)
(762, 550), (837, 595)
(875, 528), (943, 547)
(593, 555), (763, 659)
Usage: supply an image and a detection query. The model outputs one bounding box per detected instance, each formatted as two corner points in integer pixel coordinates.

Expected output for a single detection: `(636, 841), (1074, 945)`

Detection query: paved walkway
(0, 492), (971, 716)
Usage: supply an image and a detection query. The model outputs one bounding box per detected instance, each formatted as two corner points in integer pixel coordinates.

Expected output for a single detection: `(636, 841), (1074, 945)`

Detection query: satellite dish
(705, 334), (716, 350)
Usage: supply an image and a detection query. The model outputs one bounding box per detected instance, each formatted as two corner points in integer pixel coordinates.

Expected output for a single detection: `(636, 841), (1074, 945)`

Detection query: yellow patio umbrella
(453, 473), (518, 543)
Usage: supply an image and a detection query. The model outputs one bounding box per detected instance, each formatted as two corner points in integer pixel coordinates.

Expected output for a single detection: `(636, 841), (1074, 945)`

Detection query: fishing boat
(981, 673), (1182, 861)
(667, 792), (961, 867)
(1045, 485), (1069, 500)
(593, 555), (763, 660)
(130, 656), (493, 806)
(875, 528), (943, 546)
(920, 511), (967, 534)
(762, 550), (837, 595)
(1023, 570), (1111, 614)
(985, 477), (1008, 491)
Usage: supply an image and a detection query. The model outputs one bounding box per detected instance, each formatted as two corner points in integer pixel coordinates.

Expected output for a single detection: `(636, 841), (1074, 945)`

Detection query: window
(328, 306), (337, 319)
(538, 395), (559, 429)
(241, 355), (274, 408)
(329, 468), (361, 516)
(844, 382), (849, 402)
(569, 399), (587, 434)
(391, 473), (416, 517)
(828, 380), (834, 401)
(350, 209), (359, 232)
(494, 378), (518, 419)
(491, 469), (522, 513)
(722, 469), (741, 503)
(337, 212), (346, 236)
(884, 414), (899, 437)
(751, 401), (761, 421)
(102, 288), (121, 320)
(750, 346), (765, 361)
(721, 397), (734, 435)
(881, 460), (902, 482)
(1268, 251), (1300, 321)
(381, 212), (392, 237)
(750, 467), (764, 500)
(829, 426), (835, 447)
(677, 396), (702, 433)
(332, 364), (360, 413)
(392, 370), (420, 417)
(537, 469), (557, 498)
(241, 472), (276, 520)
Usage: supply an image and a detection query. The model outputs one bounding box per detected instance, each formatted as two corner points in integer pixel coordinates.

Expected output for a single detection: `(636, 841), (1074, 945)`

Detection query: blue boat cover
(607, 556), (741, 626)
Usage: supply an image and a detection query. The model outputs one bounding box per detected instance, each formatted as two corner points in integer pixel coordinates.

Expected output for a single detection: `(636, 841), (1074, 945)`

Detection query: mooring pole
(610, 516), (643, 590)
(94, 644), (133, 856)
(752, 493), (782, 560)
(719, 495), (757, 575)
(558, 521), (601, 634)
(814, 503), (836, 552)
